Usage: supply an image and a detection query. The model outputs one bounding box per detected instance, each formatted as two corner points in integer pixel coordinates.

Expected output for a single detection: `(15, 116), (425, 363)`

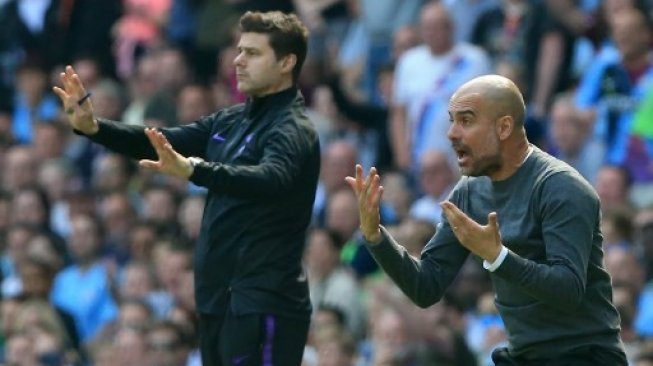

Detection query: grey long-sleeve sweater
(366, 147), (624, 359)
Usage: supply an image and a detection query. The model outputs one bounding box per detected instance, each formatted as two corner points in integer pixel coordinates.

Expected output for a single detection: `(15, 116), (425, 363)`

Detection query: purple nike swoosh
(233, 354), (250, 365)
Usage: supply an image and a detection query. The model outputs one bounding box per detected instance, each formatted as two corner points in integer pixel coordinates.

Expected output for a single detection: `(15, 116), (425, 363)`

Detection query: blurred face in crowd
(177, 84), (212, 124)
(611, 9), (652, 62)
(143, 188), (177, 225)
(4, 146), (36, 191)
(420, 3), (454, 55)
(392, 26), (419, 60)
(326, 189), (360, 241)
(304, 229), (340, 280)
(101, 193), (135, 235)
(69, 215), (101, 265)
(17, 67), (48, 106)
(550, 100), (585, 157)
(113, 328), (148, 366)
(321, 141), (357, 193)
(156, 49), (190, 92)
(120, 263), (154, 300)
(233, 32), (295, 97)
(128, 223), (157, 260)
(595, 166), (629, 208)
(12, 189), (47, 227)
(604, 246), (644, 289)
(19, 261), (53, 298)
(419, 150), (454, 198)
(178, 195), (205, 241)
(147, 326), (187, 366)
(33, 123), (66, 160)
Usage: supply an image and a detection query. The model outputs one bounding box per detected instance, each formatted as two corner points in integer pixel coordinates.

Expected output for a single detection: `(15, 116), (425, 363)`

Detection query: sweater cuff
(483, 246), (509, 272)
(188, 161), (215, 188)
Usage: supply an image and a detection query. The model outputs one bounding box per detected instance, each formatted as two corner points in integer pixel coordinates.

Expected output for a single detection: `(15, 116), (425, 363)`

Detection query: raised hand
(139, 128), (194, 178)
(345, 164), (384, 243)
(52, 65), (98, 135)
(440, 201), (503, 262)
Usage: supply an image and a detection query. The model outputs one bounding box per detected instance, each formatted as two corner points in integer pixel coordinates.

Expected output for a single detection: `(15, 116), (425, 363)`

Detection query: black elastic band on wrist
(77, 92), (92, 106)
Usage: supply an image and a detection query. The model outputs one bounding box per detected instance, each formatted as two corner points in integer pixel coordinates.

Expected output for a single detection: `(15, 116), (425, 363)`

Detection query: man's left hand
(440, 201), (502, 262)
(139, 128), (194, 178)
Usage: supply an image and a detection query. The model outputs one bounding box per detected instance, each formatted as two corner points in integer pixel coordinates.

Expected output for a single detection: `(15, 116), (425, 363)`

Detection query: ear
(280, 54), (297, 75)
(496, 115), (514, 140)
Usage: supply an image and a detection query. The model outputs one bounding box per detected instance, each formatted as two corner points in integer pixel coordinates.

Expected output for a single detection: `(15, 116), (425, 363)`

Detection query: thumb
(488, 212), (502, 243)
(488, 212), (499, 230)
(344, 176), (358, 192)
(139, 159), (160, 170)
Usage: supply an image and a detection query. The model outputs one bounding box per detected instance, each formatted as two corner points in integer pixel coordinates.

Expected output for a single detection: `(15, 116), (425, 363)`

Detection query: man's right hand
(345, 164), (384, 243)
(52, 65), (98, 135)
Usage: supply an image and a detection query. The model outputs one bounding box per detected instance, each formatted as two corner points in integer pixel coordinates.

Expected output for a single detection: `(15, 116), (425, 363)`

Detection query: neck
(429, 43), (453, 56)
(623, 53), (649, 72)
(490, 137), (530, 181)
(251, 78), (294, 98)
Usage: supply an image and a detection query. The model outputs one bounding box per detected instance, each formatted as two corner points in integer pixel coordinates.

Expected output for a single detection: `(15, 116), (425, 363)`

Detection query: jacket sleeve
(493, 172), (597, 310)
(365, 186), (470, 308)
(188, 118), (316, 198)
(83, 116), (214, 160)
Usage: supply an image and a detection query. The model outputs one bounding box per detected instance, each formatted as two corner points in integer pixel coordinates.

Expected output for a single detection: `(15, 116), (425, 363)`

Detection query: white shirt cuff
(483, 246), (509, 272)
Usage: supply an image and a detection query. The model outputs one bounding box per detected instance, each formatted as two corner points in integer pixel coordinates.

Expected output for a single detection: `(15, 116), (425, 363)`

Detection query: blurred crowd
(1, 0), (653, 365)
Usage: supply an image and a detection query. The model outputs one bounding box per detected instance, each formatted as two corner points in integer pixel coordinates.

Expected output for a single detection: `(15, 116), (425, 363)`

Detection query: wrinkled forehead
(448, 91), (484, 116)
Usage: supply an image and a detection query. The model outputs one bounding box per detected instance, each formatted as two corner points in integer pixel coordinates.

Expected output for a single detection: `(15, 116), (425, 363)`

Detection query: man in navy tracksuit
(54, 11), (319, 366)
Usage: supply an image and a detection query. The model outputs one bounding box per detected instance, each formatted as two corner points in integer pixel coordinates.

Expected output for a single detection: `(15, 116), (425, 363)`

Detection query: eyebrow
(237, 45), (259, 53)
(448, 110), (476, 118)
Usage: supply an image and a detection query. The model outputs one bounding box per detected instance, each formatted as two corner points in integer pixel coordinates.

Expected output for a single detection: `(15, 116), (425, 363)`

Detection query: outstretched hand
(139, 128), (194, 179)
(52, 65), (98, 135)
(345, 164), (384, 243)
(440, 201), (503, 262)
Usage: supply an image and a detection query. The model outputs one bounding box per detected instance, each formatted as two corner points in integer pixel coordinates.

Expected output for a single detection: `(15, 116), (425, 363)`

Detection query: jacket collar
(245, 86), (298, 118)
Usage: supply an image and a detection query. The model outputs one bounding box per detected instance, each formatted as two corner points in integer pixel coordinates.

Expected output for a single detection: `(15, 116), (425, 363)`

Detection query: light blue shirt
(51, 262), (118, 342)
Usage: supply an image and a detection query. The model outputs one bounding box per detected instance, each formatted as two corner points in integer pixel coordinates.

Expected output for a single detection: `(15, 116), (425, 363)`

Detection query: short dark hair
(239, 11), (309, 83)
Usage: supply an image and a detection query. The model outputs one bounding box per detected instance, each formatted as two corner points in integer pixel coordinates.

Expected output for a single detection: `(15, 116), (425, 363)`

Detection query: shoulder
(531, 150), (599, 206)
(397, 45), (431, 67)
(456, 43), (490, 64)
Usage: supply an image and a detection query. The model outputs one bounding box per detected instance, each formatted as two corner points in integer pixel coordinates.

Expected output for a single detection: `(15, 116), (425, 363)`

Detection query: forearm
(494, 250), (585, 309)
(83, 119), (157, 160)
(188, 160), (300, 198)
(365, 227), (449, 308)
(389, 107), (410, 169)
(532, 33), (564, 117)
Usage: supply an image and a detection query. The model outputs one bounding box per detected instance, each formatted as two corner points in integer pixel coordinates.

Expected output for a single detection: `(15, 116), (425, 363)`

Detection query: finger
(355, 164), (364, 191)
(344, 176), (359, 194)
(370, 184), (384, 210)
(52, 86), (69, 102)
(139, 159), (161, 170)
(144, 129), (165, 155)
(366, 174), (381, 208)
(363, 166), (378, 199)
(71, 73), (88, 96)
(155, 132), (177, 159)
(440, 201), (459, 227)
(63, 67), (77, 92)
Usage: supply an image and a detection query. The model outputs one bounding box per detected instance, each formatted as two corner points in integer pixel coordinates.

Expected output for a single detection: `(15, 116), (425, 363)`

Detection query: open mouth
(454, 147), (470, 165)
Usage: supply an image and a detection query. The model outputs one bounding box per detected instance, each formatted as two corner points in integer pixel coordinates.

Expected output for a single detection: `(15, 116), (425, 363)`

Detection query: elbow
(554, 279), (585, 311)
(412, 292), (442, 309)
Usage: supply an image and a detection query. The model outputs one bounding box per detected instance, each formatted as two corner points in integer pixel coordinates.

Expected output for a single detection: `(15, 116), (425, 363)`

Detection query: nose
(233, 52), (245, 67)
(447, 122), (460, 141)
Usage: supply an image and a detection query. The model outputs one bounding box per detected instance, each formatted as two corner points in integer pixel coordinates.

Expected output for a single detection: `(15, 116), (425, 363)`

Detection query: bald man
(348, 75), (627, 365)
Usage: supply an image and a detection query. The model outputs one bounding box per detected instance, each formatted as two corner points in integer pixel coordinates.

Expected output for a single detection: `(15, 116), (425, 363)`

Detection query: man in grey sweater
(347, 75), (627, 365)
